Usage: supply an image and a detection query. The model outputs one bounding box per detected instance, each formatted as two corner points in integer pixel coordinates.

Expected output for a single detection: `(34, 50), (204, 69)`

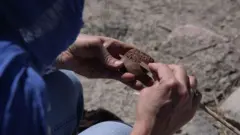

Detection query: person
(0, 0), (201, 135)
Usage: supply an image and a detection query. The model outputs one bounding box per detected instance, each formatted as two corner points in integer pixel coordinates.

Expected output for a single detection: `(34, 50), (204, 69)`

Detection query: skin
(56, 34), (202, 135)
(56, 34), (144, 90)
(131, 63), (201, 135)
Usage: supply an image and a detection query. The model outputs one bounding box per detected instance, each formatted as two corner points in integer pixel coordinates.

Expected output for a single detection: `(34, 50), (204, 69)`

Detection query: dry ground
(79, 0), (240, 134)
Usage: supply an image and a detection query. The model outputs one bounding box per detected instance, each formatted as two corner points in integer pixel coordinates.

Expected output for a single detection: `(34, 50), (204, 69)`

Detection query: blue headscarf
(0, 1), (84, 135)
(0, 0), (84, 70)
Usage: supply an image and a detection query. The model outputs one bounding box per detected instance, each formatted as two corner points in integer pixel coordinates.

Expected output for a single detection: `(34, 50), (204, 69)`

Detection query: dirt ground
(79, 0), (240, 134)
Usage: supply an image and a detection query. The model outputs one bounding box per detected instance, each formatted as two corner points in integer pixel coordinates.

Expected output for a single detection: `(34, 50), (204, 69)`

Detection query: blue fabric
(43, 70), (84, 135)
(0, 40), (47, 135)
(0, 0), (84, 135)
(79, 121), (132, 135)
(1, 0), (84, 70)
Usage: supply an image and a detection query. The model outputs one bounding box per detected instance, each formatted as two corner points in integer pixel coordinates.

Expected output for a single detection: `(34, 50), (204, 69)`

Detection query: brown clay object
(124, 49), (154, 64)
(120, 48), (155, 85)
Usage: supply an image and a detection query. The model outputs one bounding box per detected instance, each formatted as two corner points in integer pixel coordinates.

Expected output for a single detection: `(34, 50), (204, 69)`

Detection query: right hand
(131, 63), (202, 135)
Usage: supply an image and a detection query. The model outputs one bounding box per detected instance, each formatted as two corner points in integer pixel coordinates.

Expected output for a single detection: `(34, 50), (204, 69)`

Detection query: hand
(56, 34), (143, 90)
(131, 63), (202, 135)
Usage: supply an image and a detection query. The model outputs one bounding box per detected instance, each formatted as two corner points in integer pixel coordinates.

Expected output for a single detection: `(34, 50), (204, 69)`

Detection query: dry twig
(200, 104), (240, 135)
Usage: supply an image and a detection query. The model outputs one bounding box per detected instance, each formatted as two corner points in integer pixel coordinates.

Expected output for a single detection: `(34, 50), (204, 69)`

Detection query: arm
(131, 118), (156, 135)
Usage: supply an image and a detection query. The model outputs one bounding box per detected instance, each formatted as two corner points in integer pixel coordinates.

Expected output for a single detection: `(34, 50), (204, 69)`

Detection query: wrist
(131, 117), (155, 135)
(131, 116), (173, 135)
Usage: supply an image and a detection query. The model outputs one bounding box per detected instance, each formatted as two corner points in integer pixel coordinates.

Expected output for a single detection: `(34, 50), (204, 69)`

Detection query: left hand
(56, 34), (144, 90)
(131, 63), (201, 135)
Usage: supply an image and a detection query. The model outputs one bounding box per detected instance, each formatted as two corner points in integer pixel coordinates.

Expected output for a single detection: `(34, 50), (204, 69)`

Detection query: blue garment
(79, 121), (132, 135)
(0, 0), (84, 134)
(44, 70), (84, 135)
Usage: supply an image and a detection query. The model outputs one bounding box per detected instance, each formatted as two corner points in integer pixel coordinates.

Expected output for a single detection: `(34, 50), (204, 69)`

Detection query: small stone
(154, 46), (159, 51)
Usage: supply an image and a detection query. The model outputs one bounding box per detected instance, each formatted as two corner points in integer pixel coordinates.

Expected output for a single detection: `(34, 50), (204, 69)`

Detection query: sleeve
(0, 38), (48, 135)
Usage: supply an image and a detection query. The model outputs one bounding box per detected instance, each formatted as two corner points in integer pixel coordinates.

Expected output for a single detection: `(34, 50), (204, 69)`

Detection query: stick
(200, 104), (240, 135)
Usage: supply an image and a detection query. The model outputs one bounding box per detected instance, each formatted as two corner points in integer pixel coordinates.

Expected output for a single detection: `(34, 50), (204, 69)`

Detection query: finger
(135, 80), (144, 90)
(189, 75), (197, 89)
(111, 72), (144, 90)
(148, 63), (179, 104)
(187, 76), (198, 109)
(101, 37), (136, 59)
(100, 47), (124, 70)
(137, 74), (154, 87)
(123, 80), (144, 90)
(120, 72), (153, 87)
(101, 37), (136, 50)
(121, 72), (136, 82)
(168, 64), (189, 98)
(192, 90), (202, 111)
(148, 63), (175, 82)
(121, 74), (145, 90)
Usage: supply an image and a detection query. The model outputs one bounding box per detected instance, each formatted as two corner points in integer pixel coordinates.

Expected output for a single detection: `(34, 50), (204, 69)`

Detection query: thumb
(100, 47), (124, 70)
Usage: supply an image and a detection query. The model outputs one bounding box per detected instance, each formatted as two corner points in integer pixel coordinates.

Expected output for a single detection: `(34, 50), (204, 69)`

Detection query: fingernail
(114, 60), (123, 66)
(148, 63), (155, 67)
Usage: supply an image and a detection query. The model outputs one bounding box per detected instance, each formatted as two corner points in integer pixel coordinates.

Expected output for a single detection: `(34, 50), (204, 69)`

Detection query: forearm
(131, 121), (153, 135)
(131, 115), (157, 135)
(131, 118), (173, 135)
